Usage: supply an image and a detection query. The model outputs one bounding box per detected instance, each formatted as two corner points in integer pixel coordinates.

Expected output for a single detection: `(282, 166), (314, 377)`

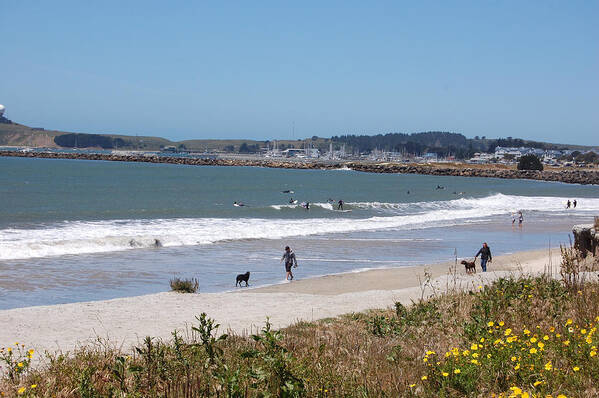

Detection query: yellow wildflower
(563, 340), (570, 346)
(505, 328), (512, 336)
(442, 372), (449, 377)
(511, 356), (517, 362)
(591, 350), (597, 357)
(524, 329), (531, 335)
(510, 387), (523, 394)
(573, 366), (580, 372)
(30, 385), (37, 389)
(17, 362), (23, 367)
(499, 321), (505, 326)
(566, 319), (573, 325)
(544, 361), (552, 371)
(454, 368), (461, 374)
(557, 395), (567, 398)
(421, 375), (427, 380)
(543, 335), (549, 340)
(514, 363), (520, 370)
(409, 384), (416, 388)
(581, 329), (587, 334)
(470, 343), (478, 350)
(533, 380), (543, 386)
(17, 387), (26, 395)
(530, 337), (538, 343)
(488, 321), (494, 327)
(538, 342), (545, 349)
(530, 348), (538, 354)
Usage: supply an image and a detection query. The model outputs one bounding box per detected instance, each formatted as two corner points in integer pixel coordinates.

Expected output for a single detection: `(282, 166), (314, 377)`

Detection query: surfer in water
(338, 199), (344, 210)
(233, 201), (245, 207)
(289, 197), (295, 204)
(301, 202), (310, 210)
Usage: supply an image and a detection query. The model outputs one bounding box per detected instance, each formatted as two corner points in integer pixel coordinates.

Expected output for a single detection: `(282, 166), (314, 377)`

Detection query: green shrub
(169, 277), (199, 293)
(517, 154), (544, 171)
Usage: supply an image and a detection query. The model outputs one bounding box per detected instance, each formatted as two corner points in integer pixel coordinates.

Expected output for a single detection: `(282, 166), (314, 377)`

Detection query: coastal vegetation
(54, 133), (129, 149)
(169, 277), (199, 293)
(1, 249), (598, 397)
(517, 154), (544, 171)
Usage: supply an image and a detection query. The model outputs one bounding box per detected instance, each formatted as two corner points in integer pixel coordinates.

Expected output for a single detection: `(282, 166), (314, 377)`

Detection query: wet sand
(0, 248), (561, 359)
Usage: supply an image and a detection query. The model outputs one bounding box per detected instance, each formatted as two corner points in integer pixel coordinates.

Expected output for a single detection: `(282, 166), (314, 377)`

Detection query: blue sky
(1, 1), (597, 144)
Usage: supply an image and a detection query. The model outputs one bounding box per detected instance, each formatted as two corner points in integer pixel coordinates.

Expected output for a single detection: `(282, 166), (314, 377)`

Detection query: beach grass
(1, 251), (598, 397)
(169, 277), (199, 293)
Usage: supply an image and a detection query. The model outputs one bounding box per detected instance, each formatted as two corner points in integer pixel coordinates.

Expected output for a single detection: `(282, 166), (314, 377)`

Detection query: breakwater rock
(2, 151), (599, 185)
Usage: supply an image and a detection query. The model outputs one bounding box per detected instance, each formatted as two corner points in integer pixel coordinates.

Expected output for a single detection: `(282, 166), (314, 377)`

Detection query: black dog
(461, 260), (476, 274)
(236, 271), (250, 287)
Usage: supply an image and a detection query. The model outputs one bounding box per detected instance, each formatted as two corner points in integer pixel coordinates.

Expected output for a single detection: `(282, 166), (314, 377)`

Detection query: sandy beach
(1, 248), (561, 358)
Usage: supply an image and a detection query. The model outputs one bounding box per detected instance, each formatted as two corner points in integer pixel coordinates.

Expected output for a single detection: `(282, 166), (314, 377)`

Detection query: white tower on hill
(0, 104), (5, 117)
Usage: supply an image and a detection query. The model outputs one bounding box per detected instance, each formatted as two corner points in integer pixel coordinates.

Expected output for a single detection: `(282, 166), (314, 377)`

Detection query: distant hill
(0, 119), (595, 158)
(332, 132), (596, 157)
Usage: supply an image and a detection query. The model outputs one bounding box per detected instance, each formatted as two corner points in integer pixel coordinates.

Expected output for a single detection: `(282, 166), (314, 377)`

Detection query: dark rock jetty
(2, 151), (599, 185)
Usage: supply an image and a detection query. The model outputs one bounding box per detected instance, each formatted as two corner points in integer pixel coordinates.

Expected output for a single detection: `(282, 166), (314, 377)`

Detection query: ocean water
(1, 156), (598, 309)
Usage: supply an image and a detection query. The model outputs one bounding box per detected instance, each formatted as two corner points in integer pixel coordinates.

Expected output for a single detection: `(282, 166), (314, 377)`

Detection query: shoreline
(2, 150), (599, 185)
(0, 248), (561, 357)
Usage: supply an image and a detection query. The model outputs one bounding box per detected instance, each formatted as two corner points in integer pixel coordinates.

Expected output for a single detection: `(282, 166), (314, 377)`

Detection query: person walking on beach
(566, 200), (571, 209)
(474, 242), (492, 272)
(281, 246), (298, 280)
(573, 199), (577, 208)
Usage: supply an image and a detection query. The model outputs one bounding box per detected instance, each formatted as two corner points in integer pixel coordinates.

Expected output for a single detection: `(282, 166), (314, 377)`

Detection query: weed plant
(169, 277), (199, 293)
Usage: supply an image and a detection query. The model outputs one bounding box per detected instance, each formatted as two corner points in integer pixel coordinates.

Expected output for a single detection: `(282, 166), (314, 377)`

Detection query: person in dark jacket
(475, 242), (492, 272)
(281, 246), (298, 280)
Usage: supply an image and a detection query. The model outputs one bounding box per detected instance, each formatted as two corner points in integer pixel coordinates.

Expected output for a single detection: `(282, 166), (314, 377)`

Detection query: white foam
(1, 194), (598, 260)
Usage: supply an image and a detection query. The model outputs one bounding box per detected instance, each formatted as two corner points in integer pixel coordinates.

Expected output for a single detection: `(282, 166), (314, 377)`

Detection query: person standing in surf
(518, 211), (524, 226)
(281, 246), (298, 280)
(338, 199), (344, 210)
(474, 242), (492, 272)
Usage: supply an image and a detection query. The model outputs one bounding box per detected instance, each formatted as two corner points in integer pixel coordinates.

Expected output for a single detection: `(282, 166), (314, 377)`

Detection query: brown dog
(461, 260), (476, 274)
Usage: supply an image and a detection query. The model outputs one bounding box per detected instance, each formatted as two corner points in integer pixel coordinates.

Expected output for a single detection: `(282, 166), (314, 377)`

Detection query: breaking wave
(1, 194), (598, 260)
